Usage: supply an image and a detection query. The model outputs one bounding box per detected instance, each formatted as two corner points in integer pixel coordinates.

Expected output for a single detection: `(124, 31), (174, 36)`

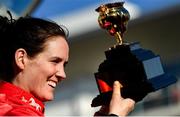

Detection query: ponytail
(0, 12), (16, 81)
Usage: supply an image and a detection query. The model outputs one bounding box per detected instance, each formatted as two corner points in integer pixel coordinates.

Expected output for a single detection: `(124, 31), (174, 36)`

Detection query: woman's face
(16, 36), (69, 101)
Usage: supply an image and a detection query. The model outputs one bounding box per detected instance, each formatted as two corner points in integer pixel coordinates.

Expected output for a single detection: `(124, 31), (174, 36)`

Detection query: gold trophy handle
(115, 32), (123, 45)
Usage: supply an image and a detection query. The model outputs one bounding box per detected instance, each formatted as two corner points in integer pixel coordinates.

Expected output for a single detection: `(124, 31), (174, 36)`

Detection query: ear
(15, 48), (28, 70)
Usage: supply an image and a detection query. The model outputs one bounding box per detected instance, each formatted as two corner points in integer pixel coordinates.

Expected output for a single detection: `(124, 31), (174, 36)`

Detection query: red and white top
(0, 81), (44, 116)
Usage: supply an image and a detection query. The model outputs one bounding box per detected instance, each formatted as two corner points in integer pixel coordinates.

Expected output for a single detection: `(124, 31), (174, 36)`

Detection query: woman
(0, 14), (135, 116)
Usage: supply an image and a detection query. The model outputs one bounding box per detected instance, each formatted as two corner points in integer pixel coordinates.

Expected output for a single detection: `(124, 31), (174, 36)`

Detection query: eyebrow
(50, 57), (61, 61)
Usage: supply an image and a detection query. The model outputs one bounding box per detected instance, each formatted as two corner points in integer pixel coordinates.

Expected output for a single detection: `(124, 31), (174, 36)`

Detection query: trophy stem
(115, 32), (123, 45)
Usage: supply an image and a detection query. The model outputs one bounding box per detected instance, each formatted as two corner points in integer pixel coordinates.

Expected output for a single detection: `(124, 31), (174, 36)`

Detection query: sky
(32, 0), (180, 18)
(1, 0), (180, 18)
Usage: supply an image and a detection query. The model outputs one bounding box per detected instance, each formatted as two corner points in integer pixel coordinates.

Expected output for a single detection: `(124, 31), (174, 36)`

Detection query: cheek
(29, 64), (56, 99)
(29, 62), (56, 82)
(39, 64), (56, 77)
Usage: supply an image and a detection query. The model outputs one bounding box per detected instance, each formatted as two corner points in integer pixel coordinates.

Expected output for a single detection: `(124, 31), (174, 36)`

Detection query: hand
(109, 81), (135, 116)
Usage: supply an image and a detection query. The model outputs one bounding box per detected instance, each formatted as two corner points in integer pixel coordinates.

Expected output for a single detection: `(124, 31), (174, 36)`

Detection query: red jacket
(0, 81), (44, 116)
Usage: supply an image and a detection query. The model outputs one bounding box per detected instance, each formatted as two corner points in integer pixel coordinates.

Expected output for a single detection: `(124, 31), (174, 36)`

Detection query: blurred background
(0, 0), (180, 116)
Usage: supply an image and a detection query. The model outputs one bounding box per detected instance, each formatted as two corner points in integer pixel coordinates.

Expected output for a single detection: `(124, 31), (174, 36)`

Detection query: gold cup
(92, 2), (177, 108)
(96, 2), (130, 45)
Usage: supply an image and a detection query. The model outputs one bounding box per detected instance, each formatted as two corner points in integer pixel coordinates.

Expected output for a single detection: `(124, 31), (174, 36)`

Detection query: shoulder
(0, 94), (13, 115)
(0, 93), (43, 116)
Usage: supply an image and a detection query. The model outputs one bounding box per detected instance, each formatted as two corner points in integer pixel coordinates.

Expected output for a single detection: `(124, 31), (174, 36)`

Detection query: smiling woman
(0, 13), (69, 115)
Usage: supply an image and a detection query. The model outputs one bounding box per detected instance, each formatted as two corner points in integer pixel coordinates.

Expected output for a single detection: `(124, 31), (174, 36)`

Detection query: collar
(0, 81), (45, 113)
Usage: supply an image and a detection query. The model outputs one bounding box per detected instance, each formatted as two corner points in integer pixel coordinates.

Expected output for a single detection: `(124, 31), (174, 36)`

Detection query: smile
(47, 80), (57, 88)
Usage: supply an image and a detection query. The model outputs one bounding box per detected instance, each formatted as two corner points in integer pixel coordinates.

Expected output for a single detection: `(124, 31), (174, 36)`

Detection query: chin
(40, 94), (54, 102)
(45, 96), (54, 102)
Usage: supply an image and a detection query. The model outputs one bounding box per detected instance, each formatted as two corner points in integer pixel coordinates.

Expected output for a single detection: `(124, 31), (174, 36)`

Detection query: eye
(50, 58), (61, 64)
(51, 59), (60, 63)
(64, 62), (68, 67)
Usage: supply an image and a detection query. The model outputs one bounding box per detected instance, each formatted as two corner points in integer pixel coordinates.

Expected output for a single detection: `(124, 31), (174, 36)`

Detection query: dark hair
(0, 14), (68, 82)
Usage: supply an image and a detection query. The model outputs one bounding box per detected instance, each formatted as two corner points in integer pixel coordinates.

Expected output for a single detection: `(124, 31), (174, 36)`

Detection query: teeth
(47, 81), (57, 88)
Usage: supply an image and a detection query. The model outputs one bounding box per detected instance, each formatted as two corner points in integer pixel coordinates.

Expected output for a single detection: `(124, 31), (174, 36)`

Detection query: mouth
(47, 80), (57, 88)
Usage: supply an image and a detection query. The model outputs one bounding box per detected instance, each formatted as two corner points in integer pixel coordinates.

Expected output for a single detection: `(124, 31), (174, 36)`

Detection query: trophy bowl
(95, 2), (130, 44)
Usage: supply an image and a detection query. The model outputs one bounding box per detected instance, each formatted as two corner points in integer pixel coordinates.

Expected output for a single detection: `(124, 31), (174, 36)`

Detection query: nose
(56, 66), (66, 80)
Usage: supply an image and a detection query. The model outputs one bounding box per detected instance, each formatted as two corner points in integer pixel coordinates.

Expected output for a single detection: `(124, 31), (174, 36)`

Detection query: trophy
(91, 2), (177, 107)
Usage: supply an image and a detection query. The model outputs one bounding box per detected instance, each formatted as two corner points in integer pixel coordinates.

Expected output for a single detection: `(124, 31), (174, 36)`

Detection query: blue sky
(1, 0), (179, 18)
(32, 0), (180, 18)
